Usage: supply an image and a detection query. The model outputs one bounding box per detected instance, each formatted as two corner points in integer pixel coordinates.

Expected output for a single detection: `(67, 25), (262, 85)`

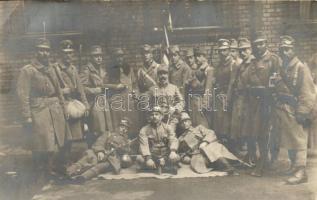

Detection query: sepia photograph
(0, 0), (317, 199)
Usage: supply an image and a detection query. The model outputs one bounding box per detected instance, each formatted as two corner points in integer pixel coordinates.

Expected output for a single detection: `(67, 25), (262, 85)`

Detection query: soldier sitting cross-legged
(136, 106), (180, 175)
(66, 118), (134, 183)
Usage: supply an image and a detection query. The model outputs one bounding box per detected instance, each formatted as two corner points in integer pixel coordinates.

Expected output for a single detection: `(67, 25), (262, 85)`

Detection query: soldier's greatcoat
(80, 62), (114, 135)
(244, 51), (280, 137)
(169, 59), (192, 96)
(106, 63), (140, 135)
(137, 61), (159, 93)
(230, 56), (254, 139)
(273, 56), (316, 149)
(213, 57), (236, 136)
(17, 59), (67, 152)
(55, 61), (89, 140)
(186, 62), (214, 127)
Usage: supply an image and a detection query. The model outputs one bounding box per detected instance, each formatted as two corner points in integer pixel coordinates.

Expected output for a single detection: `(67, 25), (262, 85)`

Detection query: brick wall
(1, 0), (317, 128)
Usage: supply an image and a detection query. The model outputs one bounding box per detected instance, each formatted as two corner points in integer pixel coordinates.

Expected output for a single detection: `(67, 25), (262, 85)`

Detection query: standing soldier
(54, 40), (89, 166)
(17, 38), (68, 179)
(308, 52), (317, 155)
(272, 36), (316, 184)
(246, 31), (280, 177)
(80, 45), (114, 146)
(147, 64), (185, 132)
(186, 47), (214, 128)
(184, 48), (198, 70)
(229, 39), (243, 66)
(66, 118), (134, 182)
(106, 48), (140, 136)
(230, 38), (256, 161)
(213, 39), (236, 147)
(168, 45), (192, 96)
(136, 44), (159, 94)
(136, 106), (179, 174)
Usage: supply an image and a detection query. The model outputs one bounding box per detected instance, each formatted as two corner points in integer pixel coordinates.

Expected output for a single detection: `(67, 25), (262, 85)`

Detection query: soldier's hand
(97, 152), (105, 162)
(169, 151), (179, 162)
(146, 158), (156, 169)
(199, 142), (208, 149)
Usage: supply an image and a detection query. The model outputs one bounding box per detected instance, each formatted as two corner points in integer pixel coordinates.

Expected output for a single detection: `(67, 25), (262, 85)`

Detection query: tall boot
(251, 136), (268, 177)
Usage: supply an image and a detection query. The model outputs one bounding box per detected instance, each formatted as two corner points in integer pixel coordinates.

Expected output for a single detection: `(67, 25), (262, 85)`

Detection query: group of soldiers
(17, 31), (317, 185)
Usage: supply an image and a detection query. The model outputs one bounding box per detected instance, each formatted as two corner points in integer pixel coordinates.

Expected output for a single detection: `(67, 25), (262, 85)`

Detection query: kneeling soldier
(136, 106), (180, 175)
(66, 118), (133, 182)
(178, 112), (239, 174)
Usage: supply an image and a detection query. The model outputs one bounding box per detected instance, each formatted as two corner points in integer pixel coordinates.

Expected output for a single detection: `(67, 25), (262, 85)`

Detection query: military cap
(119, 118), (130, 128)
(229, 39), (239, 49)
(194, 47), (207, 56)
(142, 44), (153, 53)
(151, 106), (163, 114)
(217, 39), (230, 50)
(179, 112), (191, 122)
(113, 48), (124, 56)
(169, 45), (180, 55)
(279, 35), (295, 48)
(90, 45), (103, 55)
(253, 31), (267, 43)
(184, 49), (194, 57)
(60, 40), (74, 52)
(157, 63), (169, 73)
(36, 38), (51, 49)
(238, 38), (251, 49)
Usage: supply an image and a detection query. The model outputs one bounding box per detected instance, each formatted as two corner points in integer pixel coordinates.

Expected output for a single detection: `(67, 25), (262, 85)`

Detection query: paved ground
(0, 149), (316, 200)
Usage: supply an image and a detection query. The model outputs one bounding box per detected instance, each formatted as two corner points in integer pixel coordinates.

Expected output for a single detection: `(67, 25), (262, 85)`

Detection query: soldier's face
(218, 48), (230, 60)
(158, 71), (169, 85)
(62, 51), (74, 65)
(150, 112), (162, 124)
(186, 56), (195, 66)
(143, 52), (153, 64)
(115, 55), (124, 66)
(195, 55), (205, 65)
(36, 47), (50, 64)
(230, 49), (239, 59)
(180, 119), (192, 130)
(119, 125), (128, 135)
(239, 48), (252, 60)
(253, 41), (267, 56)
(170, 52), (180, 65)
(91, 54), (103, 66)
(280, 47), (295, 61)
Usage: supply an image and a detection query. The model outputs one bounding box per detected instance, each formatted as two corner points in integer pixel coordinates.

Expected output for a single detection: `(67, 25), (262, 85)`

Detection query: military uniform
(137, 107), (179, 173)
(308, 53), (317, 153)
(178, 113), (237, 174)
(106, 48), (140, 135)
(245, 33), (280, 176)
(66, 119), (132, 181)
(55, 40), (89, 140)
(213, 39), (236, 138)
(272, 36), (316, 184)
(80, 46), (114, 139)
(17, 42), (67, 153)
(168, 45), (192, 96)
(186, 47), (214, 127)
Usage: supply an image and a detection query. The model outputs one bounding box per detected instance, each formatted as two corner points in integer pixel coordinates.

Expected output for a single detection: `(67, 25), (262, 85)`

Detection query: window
(299, 0), (317, 22)
(23, 1), (82, 34)
(170, 0), (222, 28)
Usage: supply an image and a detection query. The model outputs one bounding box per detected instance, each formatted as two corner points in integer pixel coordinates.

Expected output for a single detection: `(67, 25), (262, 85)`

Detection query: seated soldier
(66, 118), (133, 182)
(178, 112), (238, 175)
(136, 106), (180, 175)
